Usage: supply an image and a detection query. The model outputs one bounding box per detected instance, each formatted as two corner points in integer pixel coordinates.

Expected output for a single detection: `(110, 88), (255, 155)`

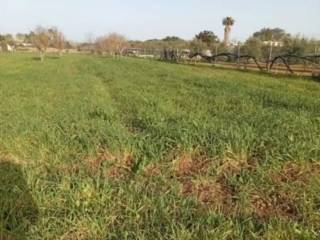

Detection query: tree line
(1, 24), (319, 62)
(0, 26), (69, 61)
(128, 28), (319, 60)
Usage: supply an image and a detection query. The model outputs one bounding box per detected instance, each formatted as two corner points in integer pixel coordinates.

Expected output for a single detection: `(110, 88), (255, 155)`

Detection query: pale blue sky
(1, 0), (319, 42)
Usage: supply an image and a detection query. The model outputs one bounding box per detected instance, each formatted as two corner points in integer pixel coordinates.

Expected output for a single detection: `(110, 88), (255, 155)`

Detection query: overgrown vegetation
(0, 54), (320, 239)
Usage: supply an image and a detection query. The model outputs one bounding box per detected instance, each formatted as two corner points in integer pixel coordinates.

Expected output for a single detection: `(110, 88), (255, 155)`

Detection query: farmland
(1, 53), (320, 239)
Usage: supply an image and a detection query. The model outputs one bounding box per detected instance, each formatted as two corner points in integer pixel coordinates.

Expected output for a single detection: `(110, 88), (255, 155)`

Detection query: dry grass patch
(142, 163), (162, 178)
(83, 149), (136, 180)
(271, 162), (320, 185)
(175, 152), (247, 214)
(173, 152), (211, 178)
(249, 161), (320, 221)
(104, 152), (135, 180)
(217, 151), (256, 177)
(179, 175), (238, 215)
(84, 149), (116, 176)
(56, 163), (81, 175)
(0, 153), (26, 165)
(195, 176), (238, 214)
(250, 189), (300, 220)
(59, 225), (95, 240)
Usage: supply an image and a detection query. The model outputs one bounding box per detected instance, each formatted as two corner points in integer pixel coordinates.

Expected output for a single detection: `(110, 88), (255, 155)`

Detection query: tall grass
(0, 53), (319, 239)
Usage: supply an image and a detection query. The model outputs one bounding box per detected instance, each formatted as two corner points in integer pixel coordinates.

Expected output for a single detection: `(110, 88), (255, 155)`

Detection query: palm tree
(222, 17), (235, 45)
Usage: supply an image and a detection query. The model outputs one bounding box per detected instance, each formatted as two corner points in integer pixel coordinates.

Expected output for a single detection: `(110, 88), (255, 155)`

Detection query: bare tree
(32, 26), (51, 62)
(95, 33), (128, 56)
(49, 28), (66, 57)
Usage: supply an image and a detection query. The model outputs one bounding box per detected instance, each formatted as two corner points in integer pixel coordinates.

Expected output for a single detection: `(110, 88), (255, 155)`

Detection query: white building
(0, 43), (14, 52)
(262, 41), (284, 47)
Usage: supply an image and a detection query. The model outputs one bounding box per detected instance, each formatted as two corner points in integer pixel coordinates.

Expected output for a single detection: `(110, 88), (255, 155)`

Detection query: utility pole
(237, 42), (241, 68)
(312, 45), (317, 75)
(214, 44), (218, 65)
(317, 45), (319, 64)
(268, 35), (274, 72)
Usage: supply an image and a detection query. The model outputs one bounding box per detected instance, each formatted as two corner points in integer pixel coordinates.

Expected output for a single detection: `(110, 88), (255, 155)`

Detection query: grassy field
(0, 53), (320, 239)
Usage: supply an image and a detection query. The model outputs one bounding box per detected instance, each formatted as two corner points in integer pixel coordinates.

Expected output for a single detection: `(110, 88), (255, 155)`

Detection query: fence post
(268, 37), (274, 72)
(237, 42), (241, 69)
(311, 46), (317, 75)
(215, 45), (218, 65)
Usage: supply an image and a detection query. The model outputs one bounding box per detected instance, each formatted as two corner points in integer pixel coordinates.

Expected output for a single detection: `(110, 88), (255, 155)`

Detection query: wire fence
(124, 48), (320, 78)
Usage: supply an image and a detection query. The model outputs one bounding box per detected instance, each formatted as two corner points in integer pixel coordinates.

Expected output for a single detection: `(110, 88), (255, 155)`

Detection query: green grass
(0, 53), (320, 239)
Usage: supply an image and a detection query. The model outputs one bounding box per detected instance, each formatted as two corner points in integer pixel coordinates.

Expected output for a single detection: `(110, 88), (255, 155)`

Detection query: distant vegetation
(95, 33), (128, 56)
(1, 18), (319, 63)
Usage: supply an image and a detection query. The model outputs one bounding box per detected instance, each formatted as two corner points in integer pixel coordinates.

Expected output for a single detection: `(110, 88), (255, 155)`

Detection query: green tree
(282, 36), (309, 56)
(162, 36), (183, 42)
(0, 34), (14, 45)
(195, 30), (219, 48)
(253, 28), (289, 41)
(242, 37), (263, 58)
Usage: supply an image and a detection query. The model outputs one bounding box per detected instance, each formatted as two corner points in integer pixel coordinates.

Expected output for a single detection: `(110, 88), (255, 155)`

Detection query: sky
(1, 0), (319, 42)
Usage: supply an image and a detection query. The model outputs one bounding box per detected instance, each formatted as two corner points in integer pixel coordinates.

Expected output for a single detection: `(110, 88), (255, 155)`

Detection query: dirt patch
(84, 149), (116, 176)
(272, 190), (300, 219)
(175, 152), (318, 220)
(83, 150), (136, 180)
(173, 153), (211, 178)
(175, 152), (252, 213)
(0, 153), (25, 165)
(250, 188), (300, 220)
(250, 161), (320, 221)
(196, 176), (237, 213)
(174, 152), (240, 214)
(104, 152), (135, 181)
(179, 175), (237, 215)
(271, 163), (306, 184)
(250, 194), (272, 218)
(180, 179), (194, 197)
(271, 162), (320, 186)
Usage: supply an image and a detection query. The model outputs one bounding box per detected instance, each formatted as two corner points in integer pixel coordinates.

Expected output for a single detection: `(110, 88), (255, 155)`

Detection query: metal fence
(124, 48), (320, 77)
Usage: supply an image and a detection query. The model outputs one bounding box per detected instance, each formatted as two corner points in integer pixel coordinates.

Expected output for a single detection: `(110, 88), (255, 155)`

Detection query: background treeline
(1, 26), (319, 62)
(127, 28), (320, 59)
